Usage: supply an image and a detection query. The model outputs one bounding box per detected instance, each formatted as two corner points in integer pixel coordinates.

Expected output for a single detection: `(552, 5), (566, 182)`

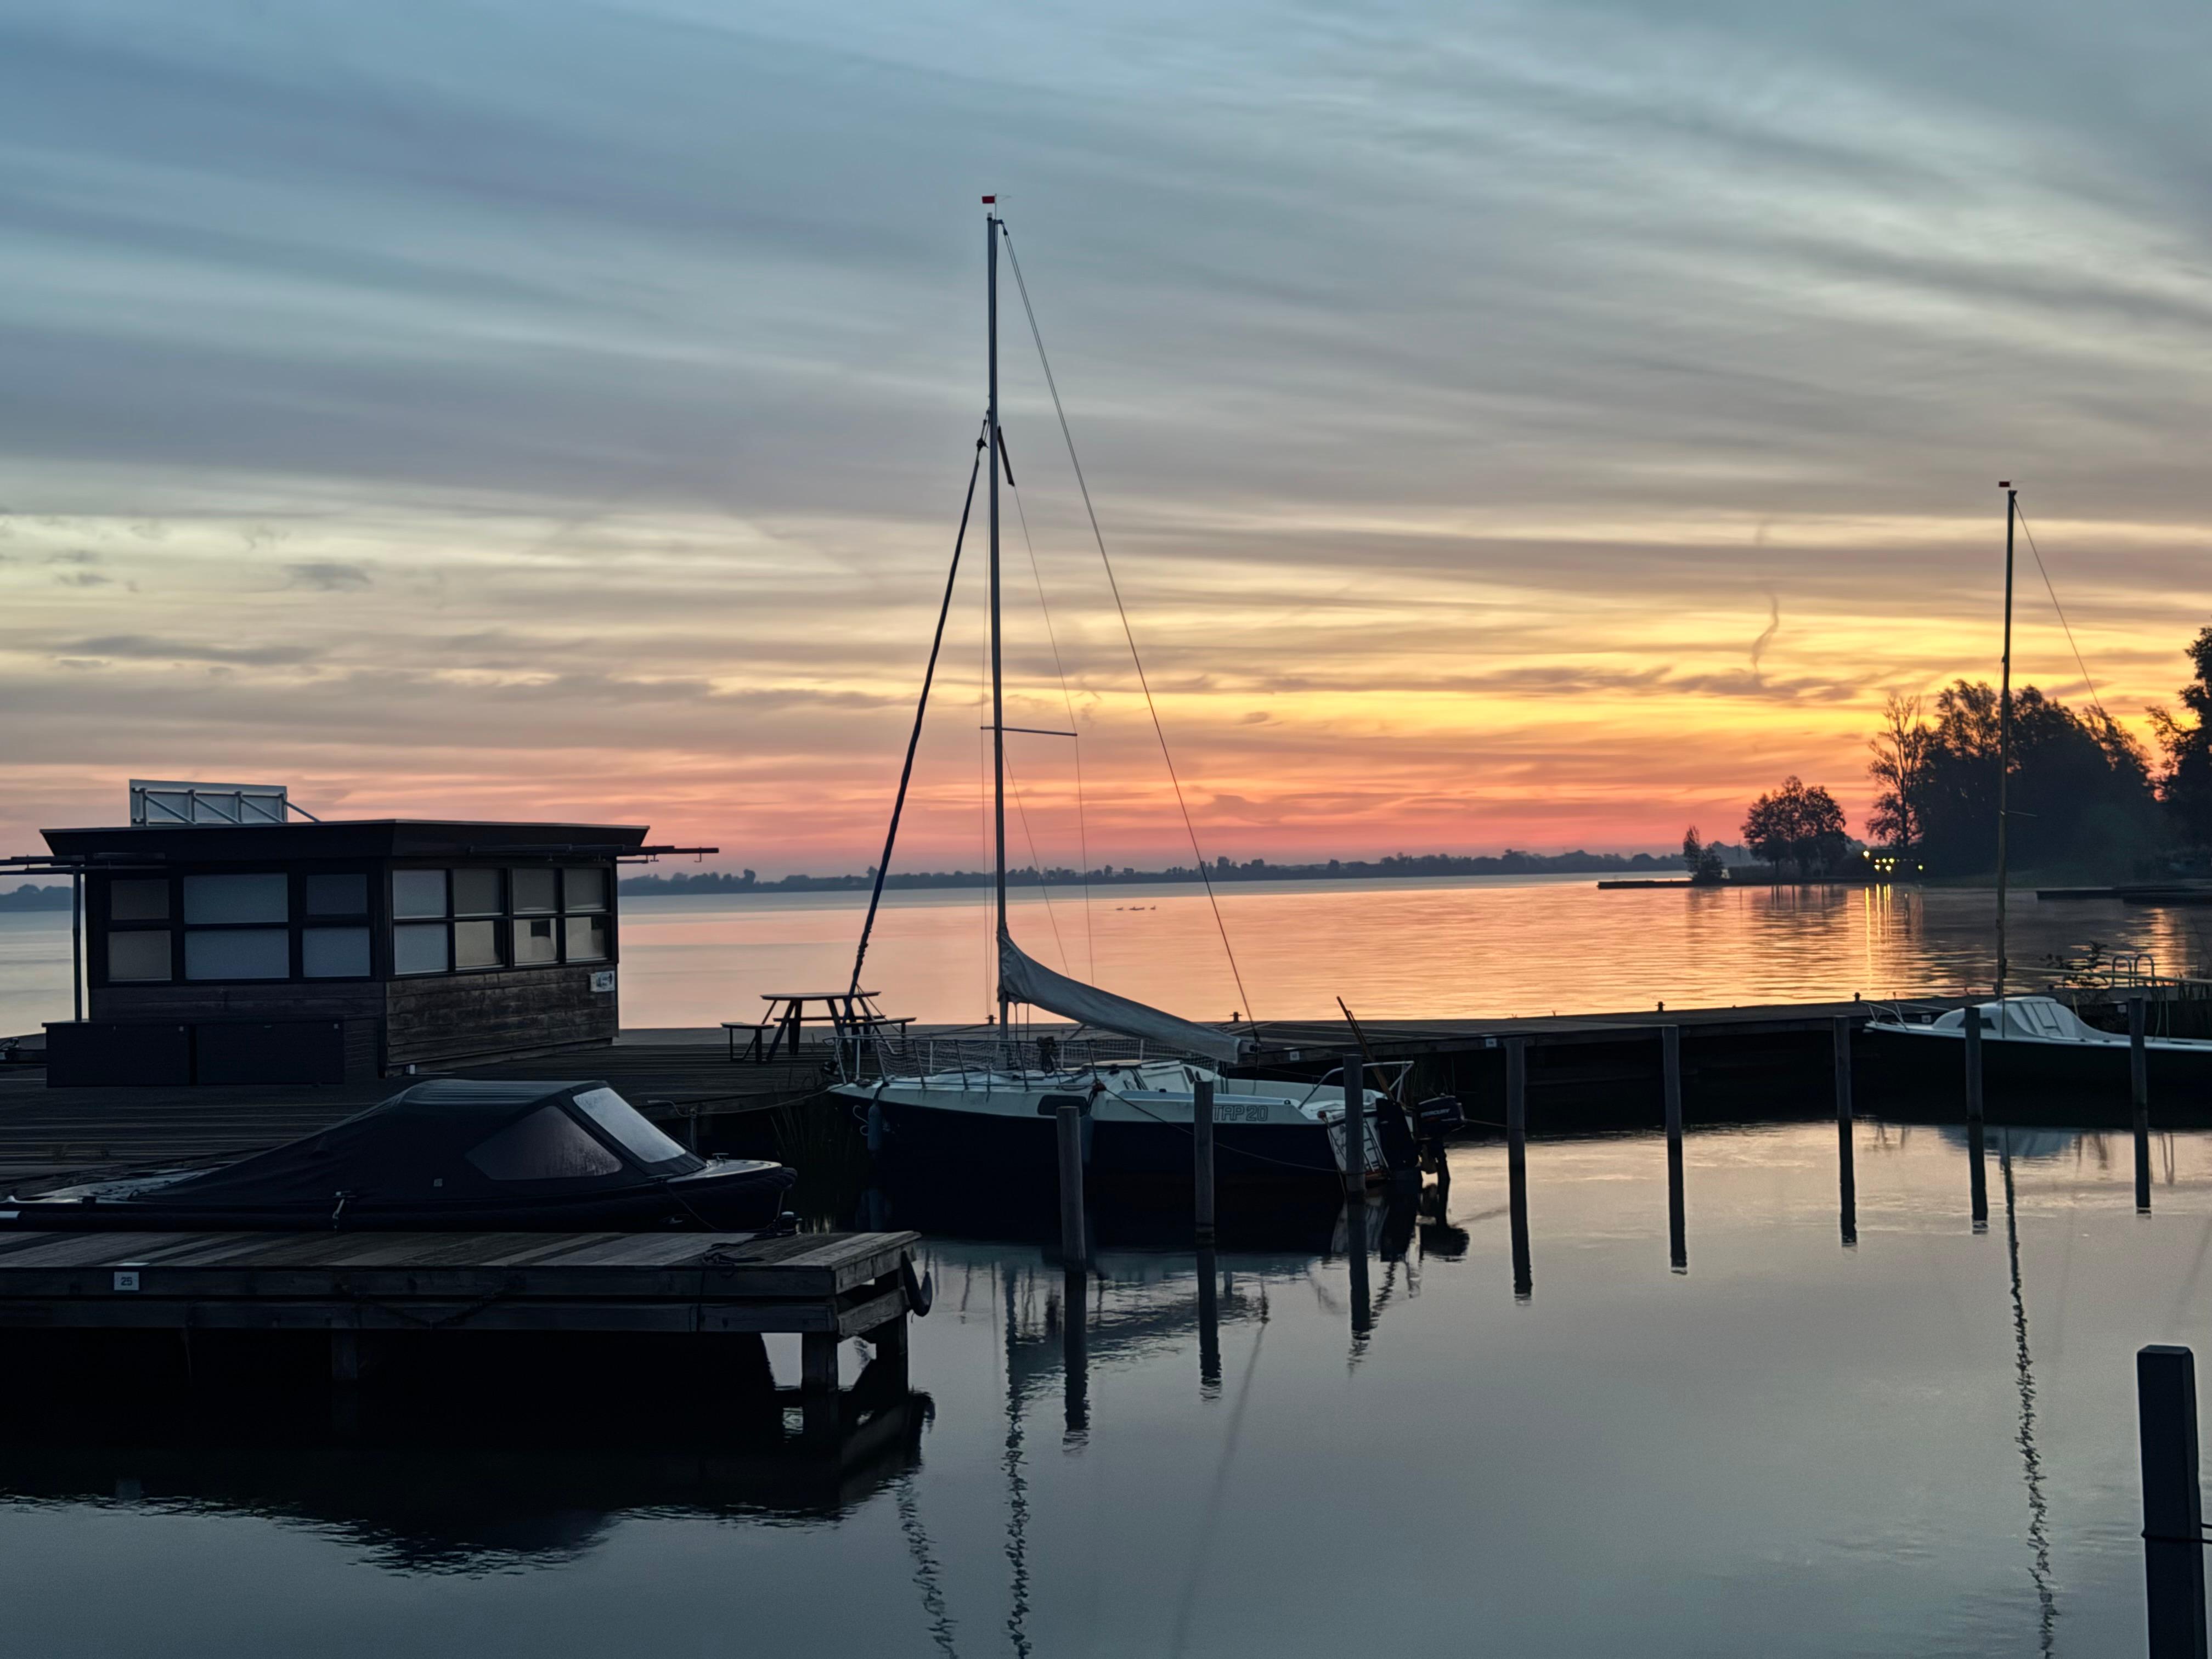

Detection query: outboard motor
(1413, 1094), (1466, 1138)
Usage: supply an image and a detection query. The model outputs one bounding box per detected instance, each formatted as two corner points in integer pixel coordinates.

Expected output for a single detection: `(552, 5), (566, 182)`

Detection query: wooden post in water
(1193, 1076), (1217, 1245)
(2134, 995), (2153, 1215)
(1056, 1099), (1087, 1266)
(1341, 1052), (1365, 1194)
(1506, 1037), (1532, 1300)
(2137, 1343), (2209, 1659)
(1662, 1026), (1685, 1272)
(1835, 1016), (1856, 1246)
(1964, 1006), (1985, 1124)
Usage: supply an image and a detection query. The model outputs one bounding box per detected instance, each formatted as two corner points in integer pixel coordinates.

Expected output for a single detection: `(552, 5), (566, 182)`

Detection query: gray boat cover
(998, 934), (1248, 1065)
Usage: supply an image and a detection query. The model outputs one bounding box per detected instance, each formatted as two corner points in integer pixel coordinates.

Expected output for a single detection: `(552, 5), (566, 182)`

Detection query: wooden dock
(0, 1228), (919, 1392)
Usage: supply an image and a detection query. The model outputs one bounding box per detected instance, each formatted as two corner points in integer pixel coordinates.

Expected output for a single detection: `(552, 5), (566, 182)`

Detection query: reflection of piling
(1968, 1119), (1989, 1232)
(1196, 1246), (1221, 1392)
(2133, 996), (2153, 1216)
(1345, 1195), (1372, 1337)
(1063, 1268), (1090, 1435)
(1662, 1026), (1686, 1273)
(1835, 1016), (1856, 1247)
(1055, 1101), (1087, 1266)
(1193, 1076), (1217, 1245)
(1964, 1009), (1985, 1122)
(1506, 1037), (1532, 1300)
(2136, 1343), (2208, 1659)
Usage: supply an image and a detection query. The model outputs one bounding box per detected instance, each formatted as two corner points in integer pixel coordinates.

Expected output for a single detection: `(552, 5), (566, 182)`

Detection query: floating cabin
(37, 816), (677, 1087)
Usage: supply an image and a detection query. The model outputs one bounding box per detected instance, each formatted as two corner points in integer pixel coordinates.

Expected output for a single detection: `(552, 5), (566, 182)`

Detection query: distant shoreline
(619, 850), (1688, 899)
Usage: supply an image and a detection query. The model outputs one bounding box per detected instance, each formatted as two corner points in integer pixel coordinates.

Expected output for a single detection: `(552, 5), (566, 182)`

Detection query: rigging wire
(1000, 224), (1256, 1029)
(2010, 503), (2113, 725)
(1008, 467), (1099, 982)
(1004, 751), (1073, 974)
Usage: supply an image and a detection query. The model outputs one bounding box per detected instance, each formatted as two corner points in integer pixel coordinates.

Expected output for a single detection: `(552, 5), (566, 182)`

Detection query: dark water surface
(3, 1108), (2206, 1656)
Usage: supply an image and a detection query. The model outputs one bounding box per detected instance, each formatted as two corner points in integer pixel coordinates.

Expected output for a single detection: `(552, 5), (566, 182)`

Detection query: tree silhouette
(1742, 777), (1848, 882)
(1680, 827), (1726, 885)
(2149, 627), (2212, 847)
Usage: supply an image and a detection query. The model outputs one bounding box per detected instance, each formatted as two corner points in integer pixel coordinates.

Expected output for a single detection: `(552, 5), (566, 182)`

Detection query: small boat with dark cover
(0, 1080), (796, 1233)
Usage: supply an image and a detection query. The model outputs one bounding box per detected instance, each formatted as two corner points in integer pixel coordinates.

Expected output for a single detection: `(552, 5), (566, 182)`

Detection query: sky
(5, 0), (2212, 875)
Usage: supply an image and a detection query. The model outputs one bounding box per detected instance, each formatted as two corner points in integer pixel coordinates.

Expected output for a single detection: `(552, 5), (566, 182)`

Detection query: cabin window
(302, 927), (371, 978)
(565, 915), (609, 962)
(511, 868), (557, 913)
(392, 922), (449, 976)
(106, 930), (172, 982)
(183, 873), (287, 925)
(305, 873), (368, 916)
(565, 868), (607, 912)
(515, 915), (558, 965)
(109, 880), (170, 922)
(454, 919), (504, 970)
(453, 868), (503, 917)
(392, 870), (448, 919)
(465, 1105), (624, 1181)
(185, 928), (289, 981)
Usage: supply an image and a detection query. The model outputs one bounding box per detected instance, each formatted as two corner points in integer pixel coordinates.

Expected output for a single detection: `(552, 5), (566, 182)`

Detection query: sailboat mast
(988, 204), (1010, 1032)
(1995, 481), (2017, 1002)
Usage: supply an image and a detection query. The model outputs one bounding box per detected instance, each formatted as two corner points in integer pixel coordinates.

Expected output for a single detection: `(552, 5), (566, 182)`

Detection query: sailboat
(828, 202), (1398, 1185)
(1864, 485), (2212, 1090)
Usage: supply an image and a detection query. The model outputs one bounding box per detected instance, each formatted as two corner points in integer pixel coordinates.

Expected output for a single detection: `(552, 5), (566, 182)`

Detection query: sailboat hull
(833, 1068), (1400, 1187)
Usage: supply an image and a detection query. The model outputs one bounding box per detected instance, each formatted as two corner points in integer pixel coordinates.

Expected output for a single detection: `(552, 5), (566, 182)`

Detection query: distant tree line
(1713, 622), (2212, 883)
(620, 848), (1676, 897)
(0, 884), (72, 912)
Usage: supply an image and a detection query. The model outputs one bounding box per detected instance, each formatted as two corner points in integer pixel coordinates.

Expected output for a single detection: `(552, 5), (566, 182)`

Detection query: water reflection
(9, 1124), (2212, 1656)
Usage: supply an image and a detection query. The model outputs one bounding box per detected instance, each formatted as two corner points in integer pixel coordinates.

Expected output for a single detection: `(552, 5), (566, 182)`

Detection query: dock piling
(1835, 1016), (1856, 1246)
(1662, 1026), (1685, 1272)
(1506, 1036), (1532, 1300)
(1341, 1052), (1365, 1194)
(1964, 1008), (1985, 1123)
(1056, 1098), (1087, 1266)
(2137, 1343), (2209, 1659)
(2133, 995), (2153, 1215)
(1193, 1075), (1217, 1245)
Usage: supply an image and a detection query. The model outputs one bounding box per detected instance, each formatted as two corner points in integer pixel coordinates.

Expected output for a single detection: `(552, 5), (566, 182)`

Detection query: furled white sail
(998, 935), (1248, 1065)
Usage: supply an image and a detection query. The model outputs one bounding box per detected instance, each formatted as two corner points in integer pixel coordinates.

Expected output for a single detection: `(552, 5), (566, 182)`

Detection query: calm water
(0, 1118), (2204, 1655)
(7, 875), (2210, 1036)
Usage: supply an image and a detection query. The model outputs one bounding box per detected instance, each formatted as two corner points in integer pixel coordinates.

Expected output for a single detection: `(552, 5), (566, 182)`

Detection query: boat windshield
(573, 1087), (691, 1165)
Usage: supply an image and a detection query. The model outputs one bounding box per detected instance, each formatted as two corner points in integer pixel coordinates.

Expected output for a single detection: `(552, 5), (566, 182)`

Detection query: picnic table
(726, 990), (912, 1063)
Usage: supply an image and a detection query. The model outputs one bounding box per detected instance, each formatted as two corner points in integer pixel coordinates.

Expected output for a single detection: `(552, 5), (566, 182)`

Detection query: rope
(1000, 224), (1255, 1028)
(851, 417), (989, 997)
(2011, 502), (2112, 725)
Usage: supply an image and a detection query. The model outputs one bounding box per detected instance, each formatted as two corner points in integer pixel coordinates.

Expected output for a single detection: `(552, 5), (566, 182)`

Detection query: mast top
(1999, 479), (2013, 489)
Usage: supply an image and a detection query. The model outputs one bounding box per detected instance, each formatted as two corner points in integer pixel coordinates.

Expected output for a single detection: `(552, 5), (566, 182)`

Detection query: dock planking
(0, 1228), (921, 1351)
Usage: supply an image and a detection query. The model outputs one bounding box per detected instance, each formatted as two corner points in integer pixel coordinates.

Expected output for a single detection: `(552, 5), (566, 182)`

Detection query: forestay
(998, 935), (1248, 1065)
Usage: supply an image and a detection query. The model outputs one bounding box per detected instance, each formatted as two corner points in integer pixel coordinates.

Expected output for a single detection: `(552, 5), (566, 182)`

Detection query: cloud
(61, 634), (322, 667)
(284, 560), (373, 591)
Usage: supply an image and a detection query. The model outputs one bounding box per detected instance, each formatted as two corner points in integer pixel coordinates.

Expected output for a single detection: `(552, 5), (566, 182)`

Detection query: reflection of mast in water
(1167, 1304), (1270, 1659)
(896, 1474), (963, 1658)
(1002, 1267), (1034, 1659)
(2000, 1136), (2058, 1655)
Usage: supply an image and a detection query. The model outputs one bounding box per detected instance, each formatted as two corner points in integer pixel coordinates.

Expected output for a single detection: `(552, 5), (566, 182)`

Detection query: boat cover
(998, 935), (1249, 1065)
(144, 1079), (707, 1211)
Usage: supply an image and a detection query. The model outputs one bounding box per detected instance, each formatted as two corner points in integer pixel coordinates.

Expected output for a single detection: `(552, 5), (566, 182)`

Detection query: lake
(0, 1116), (2198, 1656)
(5, 874), (2204, 1036)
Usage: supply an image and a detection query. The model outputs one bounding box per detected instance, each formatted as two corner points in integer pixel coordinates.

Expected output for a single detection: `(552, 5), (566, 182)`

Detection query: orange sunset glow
(5, 8), (2212, 873)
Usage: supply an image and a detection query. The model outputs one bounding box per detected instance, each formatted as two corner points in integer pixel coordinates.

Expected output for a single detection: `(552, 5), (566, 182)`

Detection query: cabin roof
(39, 820), (650, 864)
